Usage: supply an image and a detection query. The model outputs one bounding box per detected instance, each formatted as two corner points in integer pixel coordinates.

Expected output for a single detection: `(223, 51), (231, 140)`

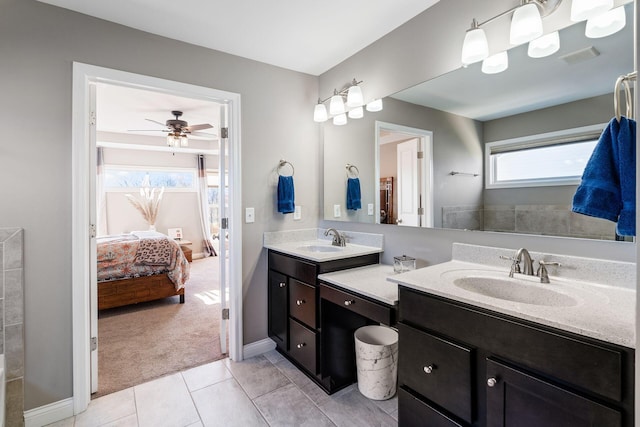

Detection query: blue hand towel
(572, 116), (636, 236)
(277, 175), (295, 214)
(346, 177), (362, 210)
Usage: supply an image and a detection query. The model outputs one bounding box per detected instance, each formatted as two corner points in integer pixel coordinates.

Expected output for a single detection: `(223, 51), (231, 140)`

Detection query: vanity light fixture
(528, 31), (560, 57)
(482, 51), (509, 74)
(313, 78), (383, 124)
(509, 2), (543, 45)
(570, 0), (613, 22)
(585, 6), (625, 39)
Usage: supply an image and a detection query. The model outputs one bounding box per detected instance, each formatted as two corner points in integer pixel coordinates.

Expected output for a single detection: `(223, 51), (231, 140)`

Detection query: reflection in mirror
(323, 2), (634, 241)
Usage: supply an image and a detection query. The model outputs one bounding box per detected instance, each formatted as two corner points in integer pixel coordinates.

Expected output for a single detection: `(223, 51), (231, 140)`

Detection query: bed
(97, 231), (190, 310)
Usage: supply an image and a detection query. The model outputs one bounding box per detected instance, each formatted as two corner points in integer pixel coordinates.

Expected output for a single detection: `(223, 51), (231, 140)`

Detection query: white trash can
(354, 325), (399, 400)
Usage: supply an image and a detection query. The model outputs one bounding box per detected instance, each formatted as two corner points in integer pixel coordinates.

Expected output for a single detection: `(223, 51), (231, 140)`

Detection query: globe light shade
(585, 6), (626, 38)
(348, 106), (364, 119)
(510, 3), (543, 45)
(528, 31), (560, 58)
(333, 113), (347, 126)
(329, 94), (345, 115)
(461, 27), (489, 65)
(365, 99), (383, 112)
(571, 0), (613, 22)
(346, 84), (364, 107)
(313, 103), (328, 122)
(481, 51), (509, 74)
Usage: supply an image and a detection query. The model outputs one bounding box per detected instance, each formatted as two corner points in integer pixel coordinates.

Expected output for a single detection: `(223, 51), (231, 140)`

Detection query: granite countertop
(387, 260), (636, 349)
(318, 264), (399, 306)
(264, 240), (383, 263)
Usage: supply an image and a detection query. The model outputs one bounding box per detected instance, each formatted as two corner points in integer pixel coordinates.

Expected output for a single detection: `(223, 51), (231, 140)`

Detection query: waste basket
(354, 325), (398, 400)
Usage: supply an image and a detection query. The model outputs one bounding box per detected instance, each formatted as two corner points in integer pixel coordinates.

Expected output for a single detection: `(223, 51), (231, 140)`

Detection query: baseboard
(243, 338), (276, 360)
(24, 398), (74, 427)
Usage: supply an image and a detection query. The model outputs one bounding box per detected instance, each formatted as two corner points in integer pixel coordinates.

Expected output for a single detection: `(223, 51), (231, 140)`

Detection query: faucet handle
(500, 255), (521, 277)
(536, 260), (561, 284)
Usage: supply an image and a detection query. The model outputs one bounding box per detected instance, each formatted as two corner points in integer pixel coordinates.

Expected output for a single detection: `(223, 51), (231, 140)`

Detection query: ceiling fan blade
(127, 129), (168, 132)
(190, 131), (218, 138)
(145, 118), (167, 127)
(185, 123), (213, 132)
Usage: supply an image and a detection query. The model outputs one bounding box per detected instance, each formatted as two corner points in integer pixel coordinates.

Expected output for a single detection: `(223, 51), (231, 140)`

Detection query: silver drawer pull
(423, 365), (434, 374)
(344, 300), (355, 306)
(296, 299), (305, 305)
(279, 282), (286, 288)
(487, 377), (498, 387)
(296, 343), (306, 349)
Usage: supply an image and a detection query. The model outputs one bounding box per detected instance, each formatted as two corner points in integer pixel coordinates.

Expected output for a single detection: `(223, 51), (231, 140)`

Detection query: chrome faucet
(324, 228), (346, 247)
(514, 248), (535, 276)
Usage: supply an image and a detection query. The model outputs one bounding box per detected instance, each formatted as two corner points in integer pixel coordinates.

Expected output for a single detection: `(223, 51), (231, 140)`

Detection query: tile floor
(47, 350), (398, 427)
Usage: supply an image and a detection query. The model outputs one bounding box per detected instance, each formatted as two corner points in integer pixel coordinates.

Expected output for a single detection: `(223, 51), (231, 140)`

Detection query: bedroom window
(485, 124), (603, 189)
(104, 166), (196, 190)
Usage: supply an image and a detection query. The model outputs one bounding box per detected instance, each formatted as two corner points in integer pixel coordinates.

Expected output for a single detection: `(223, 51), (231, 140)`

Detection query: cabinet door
(486, 358), (621, 427)
(289, 318), (318, 374)
(268, 270), (288, 350)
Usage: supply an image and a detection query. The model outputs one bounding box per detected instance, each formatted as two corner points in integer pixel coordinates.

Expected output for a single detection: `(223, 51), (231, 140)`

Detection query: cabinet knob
(423, 365), (434, 374)
(279, 282), (286, 288)
(296, 343), (306, 349)
(344, 300), (355, 306)
(296, 299), (305, 306)
(487, 377), (498, 387)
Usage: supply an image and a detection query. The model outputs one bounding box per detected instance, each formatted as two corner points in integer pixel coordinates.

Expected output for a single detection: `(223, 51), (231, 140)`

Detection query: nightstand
(175, 239), (193, 262)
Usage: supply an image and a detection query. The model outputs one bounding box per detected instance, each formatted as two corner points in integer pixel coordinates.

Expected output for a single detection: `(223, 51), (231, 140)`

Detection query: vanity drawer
(398, 387), (467, 427)
(289, 279), (317, 328)
(399, 287), (624, 402)
(268, 251), (317, 284)
(398, 323), (473, 424)
(289, 318), (317, 374)
(319, 283), (394, 325)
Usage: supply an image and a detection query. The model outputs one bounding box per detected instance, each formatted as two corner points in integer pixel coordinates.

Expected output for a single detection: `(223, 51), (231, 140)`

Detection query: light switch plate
(245, 207), (255, 223)
(294, 205), (302, 220)
(333, 204), (341, 217)
(367, 203), (374, 215)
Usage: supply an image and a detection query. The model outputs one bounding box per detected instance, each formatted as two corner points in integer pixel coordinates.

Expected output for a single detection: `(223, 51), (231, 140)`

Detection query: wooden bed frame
(98, 274), (185, 310)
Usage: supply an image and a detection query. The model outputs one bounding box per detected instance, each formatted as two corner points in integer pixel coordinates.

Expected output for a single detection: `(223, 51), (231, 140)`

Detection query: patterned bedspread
(97, 231), (190, 290)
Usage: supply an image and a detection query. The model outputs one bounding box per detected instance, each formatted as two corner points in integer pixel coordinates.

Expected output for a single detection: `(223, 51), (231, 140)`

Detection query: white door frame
(71, 62), (243, 414)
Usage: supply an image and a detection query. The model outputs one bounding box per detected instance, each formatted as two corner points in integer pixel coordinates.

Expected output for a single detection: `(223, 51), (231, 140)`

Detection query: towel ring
(278, 159), (294, 177)
(614, 72), (636, 122)
(346, 164), (359, 178)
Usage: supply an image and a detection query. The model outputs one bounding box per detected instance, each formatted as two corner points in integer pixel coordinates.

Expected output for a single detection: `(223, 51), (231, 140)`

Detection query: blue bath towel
(277, 175), (295, 214)
(346, 177), (362, 210)
(572, 116), (636, 236)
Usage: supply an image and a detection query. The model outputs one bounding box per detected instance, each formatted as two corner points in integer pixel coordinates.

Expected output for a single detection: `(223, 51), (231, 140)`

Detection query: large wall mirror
(323, 1), (634, 241)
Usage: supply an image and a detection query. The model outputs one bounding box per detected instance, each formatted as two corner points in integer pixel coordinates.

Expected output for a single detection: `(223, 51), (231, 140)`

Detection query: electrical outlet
(294, 205), (302, 220)
(245, 207), (255, 223)
(333, 204), (341, 217)
(367, 203), (374, 215)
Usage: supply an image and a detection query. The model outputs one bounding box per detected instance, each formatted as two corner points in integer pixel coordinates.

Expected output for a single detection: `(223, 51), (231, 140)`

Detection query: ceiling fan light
(329, 94), (345, 115)
(481, 51), (509, 74)
(528, 31), (560, 58)
(461, 27), (489, 65)
(346, 84), (364, 107)
(180, 135), (188, 147)
(510, 3), (543, 45)
(571, 0), (613, 22)
(348, 106), (364, 119)
(167, 134), (180, 148)
(333, 113), (348, 126)
(366, 99), (383, 112)
(585, 6), (625, 38)
(314, 103), (328, 122)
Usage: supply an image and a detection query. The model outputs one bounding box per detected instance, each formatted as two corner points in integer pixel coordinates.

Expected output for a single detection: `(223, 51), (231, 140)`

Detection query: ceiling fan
(129, 110), (215, 147)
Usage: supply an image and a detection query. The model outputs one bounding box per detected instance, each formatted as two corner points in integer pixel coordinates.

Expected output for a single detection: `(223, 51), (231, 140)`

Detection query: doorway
(72, 63), (243, 414)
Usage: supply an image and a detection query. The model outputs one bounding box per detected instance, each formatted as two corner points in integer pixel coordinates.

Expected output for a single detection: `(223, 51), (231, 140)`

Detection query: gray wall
(0, 0), (320, 410)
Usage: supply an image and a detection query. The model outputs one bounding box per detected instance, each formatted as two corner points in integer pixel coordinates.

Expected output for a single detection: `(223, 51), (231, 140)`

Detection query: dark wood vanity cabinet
(397, 286), (634, 427)
(267, 250), (380, 393)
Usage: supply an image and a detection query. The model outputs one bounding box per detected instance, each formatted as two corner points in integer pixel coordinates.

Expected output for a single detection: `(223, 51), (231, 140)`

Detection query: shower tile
(5, 269), (23, 325)
(0, 229), (19, 244)
(483, 206), (515, 232)
(4, 230), (23, 270)
(6, 378), (23, 427)
(515, 206), (570, 236)
(570, 212), (617, 240)
(5, 323), (23, 380)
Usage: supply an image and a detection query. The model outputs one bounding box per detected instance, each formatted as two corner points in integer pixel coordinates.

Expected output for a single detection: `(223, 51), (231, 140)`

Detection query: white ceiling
(36, 0), (439, 76)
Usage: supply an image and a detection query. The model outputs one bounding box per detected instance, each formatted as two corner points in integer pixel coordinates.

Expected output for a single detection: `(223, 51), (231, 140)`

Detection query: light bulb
(461, 26), (489, 65)
(481, 51), (509, 74)
(313, 103), (328, 122)
(586, 6), (625, 38)
(510, 3), (543, 45)
(333, 113), (347, 126)
(346, 84), (363, 107)
(366, 99), (383, 112)
(571, 0), (613, 22)
(329, 93), (345, 115)
(528, 31), (560, 58)
(348, 106), (364, 119)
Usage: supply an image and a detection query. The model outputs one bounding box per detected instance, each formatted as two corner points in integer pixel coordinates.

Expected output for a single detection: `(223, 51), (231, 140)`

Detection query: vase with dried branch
(125, 186), (165, 231)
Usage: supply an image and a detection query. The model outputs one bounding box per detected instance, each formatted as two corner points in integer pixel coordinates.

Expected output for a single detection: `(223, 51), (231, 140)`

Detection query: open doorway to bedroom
(71, 63), (242, 411)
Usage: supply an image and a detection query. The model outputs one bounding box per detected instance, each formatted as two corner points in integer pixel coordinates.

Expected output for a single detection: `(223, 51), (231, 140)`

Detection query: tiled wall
(0, 228), (24, 426)
(443, 205), (617, 240)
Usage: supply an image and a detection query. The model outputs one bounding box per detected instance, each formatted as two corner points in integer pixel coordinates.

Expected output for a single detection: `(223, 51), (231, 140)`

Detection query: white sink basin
(441, 269), (578, 307)
(297, 244), (344, 253)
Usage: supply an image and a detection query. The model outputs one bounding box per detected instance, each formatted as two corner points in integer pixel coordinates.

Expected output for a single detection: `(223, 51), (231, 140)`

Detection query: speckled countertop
(387, 259), (636, 349)
(318, 264), (399, 306)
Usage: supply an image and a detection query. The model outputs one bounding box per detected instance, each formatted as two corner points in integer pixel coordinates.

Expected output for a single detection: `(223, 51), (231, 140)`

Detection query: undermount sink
(441, 270), (578, 307)
(297, 244), (344, 253)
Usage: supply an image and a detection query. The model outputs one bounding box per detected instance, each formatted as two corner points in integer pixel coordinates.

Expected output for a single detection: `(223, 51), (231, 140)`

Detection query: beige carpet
(95, 257), (226, 398)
